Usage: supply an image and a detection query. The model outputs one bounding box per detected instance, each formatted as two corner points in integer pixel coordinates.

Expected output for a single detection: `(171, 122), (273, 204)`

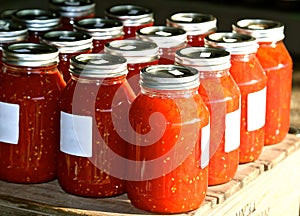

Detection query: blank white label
(247, 87), (267, 131)
(60, 111), (93, 157)
(225, 106), (241, 153)
(201, 121), (210, 168)
(0, 102), (19, 144)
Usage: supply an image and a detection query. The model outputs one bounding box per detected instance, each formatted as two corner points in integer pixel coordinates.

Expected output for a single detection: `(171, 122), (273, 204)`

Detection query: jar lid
(232, 19), (285, 42)
(70, 53), (128, 78)
(166, 12), (217, 35)
(49, 0), (95, 17)
(2, 42), (59, 67)
(140, 64), (199, 90)
(0, 9), (17, 20)
(136, 26), (187, 48)
(104, 39), (159, 64)
(41, 30), (93, 53)
(105, 5), (154, 26)
(175, 47), (231, 71)
(0, 19), (28, 43)
(205, 32), (258, 54)
(73, 18), (124, 40)
(12, 9), (61, 32)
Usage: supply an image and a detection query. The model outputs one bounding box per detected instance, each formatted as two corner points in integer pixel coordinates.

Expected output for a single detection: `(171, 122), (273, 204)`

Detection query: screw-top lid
(41, 30), (92, 53)
(0, 9), (17, 20)
(140, 64), (199, 90)
(2, 42), (59, 67)
(104, 39), (159, 64)
(175, 47), (231, 72)
(105, 5), (154, 26)
(49, 0), (95, 18)
(232, 19), (285, 42)
(205, 32), (258, 54)
(73, 18), (124, 40)
(166, 12), (217, 35)
(12, 8), (61, 32)
(70, 53), (128, 78)
(0, 19), (28, 44)
(136, 26), (187, 48)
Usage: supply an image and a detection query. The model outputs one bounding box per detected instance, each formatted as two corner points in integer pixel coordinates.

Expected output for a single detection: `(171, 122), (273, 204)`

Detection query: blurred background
(0, 0), (299, 66)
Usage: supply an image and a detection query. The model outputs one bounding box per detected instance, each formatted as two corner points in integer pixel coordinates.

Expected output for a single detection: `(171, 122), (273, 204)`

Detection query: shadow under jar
(176, 47), (241, 185)
(0, 43), (66, 183)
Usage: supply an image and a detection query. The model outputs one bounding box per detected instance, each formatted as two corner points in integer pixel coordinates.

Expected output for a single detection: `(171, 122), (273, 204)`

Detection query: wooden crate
(0, 133), (299, 216)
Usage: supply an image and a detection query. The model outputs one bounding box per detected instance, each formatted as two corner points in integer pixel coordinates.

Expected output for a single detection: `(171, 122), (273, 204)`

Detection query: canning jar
(105, 4), (154, 39)
(0, 43), (66, 183)
(205, 32), (267, 163)
(233, 19), (293, 145)
(57, 53), (135, 197)
(11, 9), (61, 43)
(127, 64), (209, 213)
(166, 12), (217, 47)
(49, 0), (95, 31)
(136, 26), (187, 64)
(0, 19), (28, 67)
(41, 30), (93, 83)
(74, 18), (124, 53)
(176, 47), (241, 185)
(104, 39), (159, 94)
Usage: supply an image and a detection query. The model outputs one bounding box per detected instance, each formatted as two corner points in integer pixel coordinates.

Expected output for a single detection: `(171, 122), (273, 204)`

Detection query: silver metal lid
(105, 5), (154, 26)
(104, 39), (159, 64)
(12, 9), (61, 32)
(73, 18), (124, 40)
(2, 42), (59, 67)
(140, 64), (199, 90)
(0, 9), (17, 20)
(0, 19), (28, 43)
(166, 12), (217, 35)
(41, 30), (93, 53)
(205, 32), (258, 54)
(136, 26), (187, 48)
(232, 19), (285, 42)
(175, 47), (231, 71)
(70, 53), (128, 78)
(49, 0), (95, 18)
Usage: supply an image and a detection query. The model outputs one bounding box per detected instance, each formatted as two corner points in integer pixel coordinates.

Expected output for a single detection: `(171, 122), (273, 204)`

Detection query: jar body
(59, 50), (92, 83)
(230, 54), (267, 163)
(256, 41), (293, 145)
(127, 89), (209, 213)
(123, 22), (153, 39)
(57, 75), (135, 197)
(159, 43), (187, 65)
(0, 64), (66, 183)
(61, 13), (95, 31)
(187, 31), (215, 47)
(92, 36), (124, 54)
(199, 72), (241, 185)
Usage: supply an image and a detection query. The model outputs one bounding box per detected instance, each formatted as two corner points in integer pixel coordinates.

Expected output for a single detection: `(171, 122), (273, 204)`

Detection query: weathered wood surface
(0, 133), (299, 216)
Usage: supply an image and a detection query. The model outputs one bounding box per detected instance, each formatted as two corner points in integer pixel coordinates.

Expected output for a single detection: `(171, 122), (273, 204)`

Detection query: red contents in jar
(123, 22), (153, 39)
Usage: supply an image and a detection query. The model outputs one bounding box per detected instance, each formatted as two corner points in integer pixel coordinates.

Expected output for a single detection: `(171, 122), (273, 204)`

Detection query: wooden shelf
(0, 134), (299, 216)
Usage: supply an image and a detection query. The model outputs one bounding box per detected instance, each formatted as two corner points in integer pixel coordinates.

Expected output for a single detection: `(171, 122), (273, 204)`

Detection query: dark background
(1, 0), (299, 65)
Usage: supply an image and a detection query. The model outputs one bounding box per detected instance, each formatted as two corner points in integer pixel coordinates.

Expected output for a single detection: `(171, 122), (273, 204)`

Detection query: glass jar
(205, 32), (267, 163)
(233, 19), (293, 145)
(105, 4), (154, 39)
(127, 65), (209, 213)
(0, 43), (66, 183)
(166, 12), (217, 47)
(57, 53), (135, 197)
(0, 19), (28, 67)
(41, 30), (93, 83)
(136, 26), (187, 64)
(49, 0), (95, 31)
(176, 47), (241, 185)
(73, 18), (124, 53)
(11, 8), (61, 43)
(104, 39), (159, 94)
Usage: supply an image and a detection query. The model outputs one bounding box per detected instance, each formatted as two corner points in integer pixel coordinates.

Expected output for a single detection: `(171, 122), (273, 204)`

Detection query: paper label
(0, 102), (19, 144)
(60, 111), (93, 157)
(201, 121), (210, 168)
(247, 87), (267, 131)
(225, 106), (241, 152)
